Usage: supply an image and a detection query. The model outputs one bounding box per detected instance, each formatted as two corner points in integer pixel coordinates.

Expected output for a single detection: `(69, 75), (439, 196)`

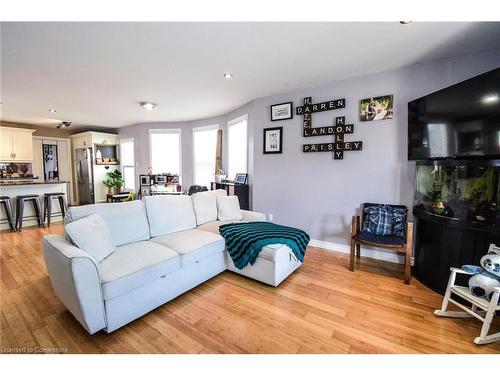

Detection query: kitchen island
(0, 180), (69, 230)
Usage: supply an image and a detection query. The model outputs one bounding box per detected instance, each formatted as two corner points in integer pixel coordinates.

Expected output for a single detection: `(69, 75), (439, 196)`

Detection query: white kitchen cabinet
(57, 138), (73, 203)
(71, 135), (92, 150)
(0, 127), (35, 162)
(0, 129), (12, 160)
(32, 138), (44, 178)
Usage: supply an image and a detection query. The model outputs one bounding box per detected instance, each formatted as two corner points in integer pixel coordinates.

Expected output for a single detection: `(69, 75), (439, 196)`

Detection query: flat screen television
(408, 67), (500, 160)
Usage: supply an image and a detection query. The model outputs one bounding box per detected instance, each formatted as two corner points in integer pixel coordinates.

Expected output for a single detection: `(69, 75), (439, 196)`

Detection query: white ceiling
(1, 22), (500, 129)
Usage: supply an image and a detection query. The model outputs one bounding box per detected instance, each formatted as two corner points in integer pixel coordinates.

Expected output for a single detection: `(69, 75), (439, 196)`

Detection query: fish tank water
(414, 161), (499, 226)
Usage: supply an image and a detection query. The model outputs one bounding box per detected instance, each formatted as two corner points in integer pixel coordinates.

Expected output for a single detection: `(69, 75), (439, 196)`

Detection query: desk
(106, 193), (132, 203)
(211, 182), (249, 210)
(150, 191), (184, 196)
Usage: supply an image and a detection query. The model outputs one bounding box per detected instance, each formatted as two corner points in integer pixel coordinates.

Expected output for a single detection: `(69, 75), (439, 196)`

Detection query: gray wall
(251, 49), (500, 247)
(119, 48), (500, 249)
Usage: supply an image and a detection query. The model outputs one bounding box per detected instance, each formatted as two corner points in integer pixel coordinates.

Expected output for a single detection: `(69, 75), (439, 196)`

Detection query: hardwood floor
(1, 224), (499, 354)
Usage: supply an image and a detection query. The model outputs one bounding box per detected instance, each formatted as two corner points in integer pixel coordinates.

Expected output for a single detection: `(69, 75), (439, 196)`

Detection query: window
(149, 129), (181, 176)
(120, 138), (135, 191)
(193, 125), (218, 188)
(227, 115), (248, 180)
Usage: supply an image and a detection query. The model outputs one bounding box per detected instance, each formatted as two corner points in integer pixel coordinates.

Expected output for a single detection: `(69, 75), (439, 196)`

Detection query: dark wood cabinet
(211, 182), (249, 210)
(413, 208), (500, 295)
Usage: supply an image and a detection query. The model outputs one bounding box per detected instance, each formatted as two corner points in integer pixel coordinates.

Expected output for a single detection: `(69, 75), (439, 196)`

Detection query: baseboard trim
(309, 239), (414, 266)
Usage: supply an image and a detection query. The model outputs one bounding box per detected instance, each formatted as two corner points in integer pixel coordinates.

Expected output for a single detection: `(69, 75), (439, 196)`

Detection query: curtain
(215, 129), (223, 174)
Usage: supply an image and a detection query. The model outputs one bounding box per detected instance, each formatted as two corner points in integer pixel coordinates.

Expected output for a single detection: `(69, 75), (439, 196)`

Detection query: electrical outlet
(268, 214), (274, 222)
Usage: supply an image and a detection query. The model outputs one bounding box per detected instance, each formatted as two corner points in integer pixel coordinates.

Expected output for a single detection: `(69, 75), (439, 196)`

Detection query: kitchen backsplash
(0, 162), (34, 179)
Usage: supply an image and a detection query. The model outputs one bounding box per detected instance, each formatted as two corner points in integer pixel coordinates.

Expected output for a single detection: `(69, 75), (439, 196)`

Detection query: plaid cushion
(362, 206), (393, 236)
(392, 208), (407, 237)
(361, 205), (408, 237)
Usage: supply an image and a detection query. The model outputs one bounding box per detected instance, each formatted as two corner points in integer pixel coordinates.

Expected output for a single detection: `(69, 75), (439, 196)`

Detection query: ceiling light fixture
(57, 121), (71, 129)
(49, 108), (57, 113)
(223, 73), (233, 79)
(482, 94), (499, 104)
(139, 102), (158, 111)
(399, 21), (413, 25)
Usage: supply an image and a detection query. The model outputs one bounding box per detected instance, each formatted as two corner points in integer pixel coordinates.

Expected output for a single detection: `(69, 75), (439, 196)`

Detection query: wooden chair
(434, 243), (500, 345)
(349, 203), (413, 284)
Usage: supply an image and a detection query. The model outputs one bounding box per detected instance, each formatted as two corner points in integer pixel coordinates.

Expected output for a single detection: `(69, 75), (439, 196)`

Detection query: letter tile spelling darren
(296, 97), (363, 160)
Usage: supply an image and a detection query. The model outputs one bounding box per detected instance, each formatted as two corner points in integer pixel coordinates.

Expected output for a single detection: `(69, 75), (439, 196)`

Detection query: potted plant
(103, 169), (125, 194)
(103, 178), (114, 195)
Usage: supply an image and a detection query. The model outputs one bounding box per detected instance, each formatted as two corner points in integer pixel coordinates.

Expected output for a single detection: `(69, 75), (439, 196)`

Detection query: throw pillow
(217, 195), (242, 221)
(362, 206), (394, 236)
(192, 189), (227, 225)
(65, 214), (116, 263)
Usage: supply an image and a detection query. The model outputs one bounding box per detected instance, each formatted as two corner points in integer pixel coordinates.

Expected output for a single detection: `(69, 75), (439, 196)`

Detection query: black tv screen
(408, 67), (500, 160)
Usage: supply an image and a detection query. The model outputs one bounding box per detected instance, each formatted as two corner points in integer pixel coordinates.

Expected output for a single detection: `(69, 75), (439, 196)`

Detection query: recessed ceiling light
(139, 102), (158, 111)
(482, 94), (499, 104)
(223, 73), (233, 79)
(400, 21), (413, 25)
(49, 108), (57, 113)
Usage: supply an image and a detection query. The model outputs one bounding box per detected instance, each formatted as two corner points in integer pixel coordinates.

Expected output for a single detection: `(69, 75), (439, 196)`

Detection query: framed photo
(234, 173), (248, 184)
(166, 175), (179, 184)
(360, 95), (394, 121)
(270, 102), (293, 121)
(263, 127), (283, 154)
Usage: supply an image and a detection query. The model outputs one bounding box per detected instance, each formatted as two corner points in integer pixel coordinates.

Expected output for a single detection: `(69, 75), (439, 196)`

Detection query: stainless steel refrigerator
(75, 147), (95, 205)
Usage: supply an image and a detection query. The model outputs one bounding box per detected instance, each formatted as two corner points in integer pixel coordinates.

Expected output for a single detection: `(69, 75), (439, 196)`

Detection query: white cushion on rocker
(217, 195), (242, 221)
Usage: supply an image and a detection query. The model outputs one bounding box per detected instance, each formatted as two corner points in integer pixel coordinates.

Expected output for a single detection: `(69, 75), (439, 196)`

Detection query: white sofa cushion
(98, 241), (180, 300)
(191, 189), (227, 225)
(197, 220), (233, 234)
(66, 201), (150, 247)
(217, 195), (242, 221)
(65, 214), (116, 263)
(151, 228), (225, 267)
(143, 195), (197, 237)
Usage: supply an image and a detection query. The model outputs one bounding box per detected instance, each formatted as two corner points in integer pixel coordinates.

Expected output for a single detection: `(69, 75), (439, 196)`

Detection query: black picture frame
(270, 102), (293, 121)
(234, 173), (248, 184)
(263, 127), (283, 154)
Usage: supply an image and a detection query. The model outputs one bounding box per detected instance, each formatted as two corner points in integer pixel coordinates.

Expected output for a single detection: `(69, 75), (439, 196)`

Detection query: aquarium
(414, 160), (499, 226)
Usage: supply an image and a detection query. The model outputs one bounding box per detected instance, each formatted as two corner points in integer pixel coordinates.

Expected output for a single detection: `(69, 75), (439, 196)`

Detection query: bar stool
(0, 196), (16, 232)
(43, 192), (67, 227)
(16, 195), (44, 231)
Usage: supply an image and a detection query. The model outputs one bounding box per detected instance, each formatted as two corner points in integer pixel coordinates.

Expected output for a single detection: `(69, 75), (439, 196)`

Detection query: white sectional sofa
(42, 190), (303, 334)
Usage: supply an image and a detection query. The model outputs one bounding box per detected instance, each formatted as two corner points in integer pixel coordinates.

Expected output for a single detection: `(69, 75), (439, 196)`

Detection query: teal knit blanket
(219, 221), (310, 270)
